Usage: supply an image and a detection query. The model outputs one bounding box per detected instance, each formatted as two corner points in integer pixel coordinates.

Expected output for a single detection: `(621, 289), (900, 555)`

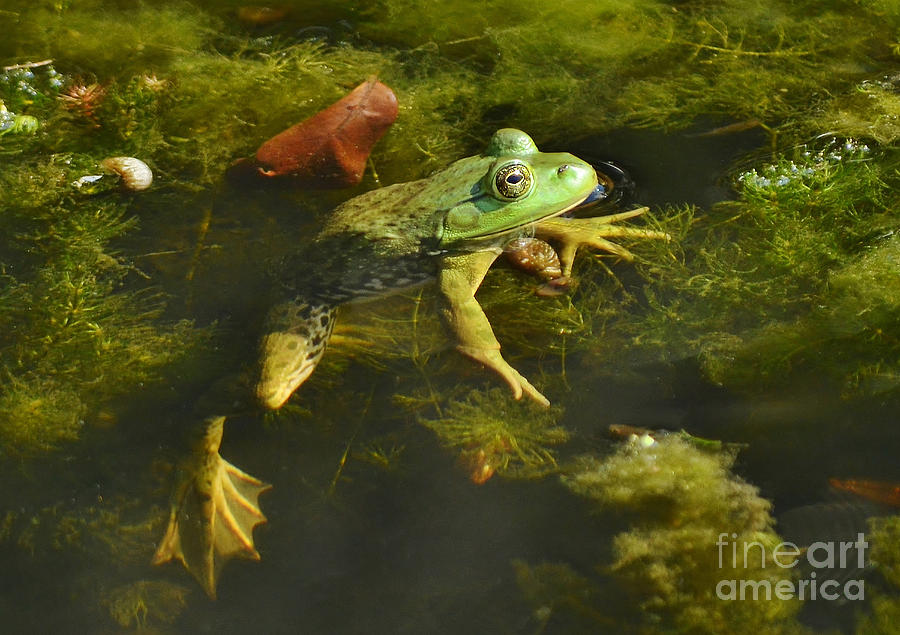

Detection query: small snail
(505, 236), (563, 280)
(505, 237), (573, 296)
(101, 156), (153, 191)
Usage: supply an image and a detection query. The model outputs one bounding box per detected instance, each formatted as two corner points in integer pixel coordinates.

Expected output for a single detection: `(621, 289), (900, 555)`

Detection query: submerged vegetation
(517, 436), (803, 633)
(0, 149), (202, 458)
(598, 135), (900, 398)
(419, 387), (569, 483)
(3, 0), (900, 631)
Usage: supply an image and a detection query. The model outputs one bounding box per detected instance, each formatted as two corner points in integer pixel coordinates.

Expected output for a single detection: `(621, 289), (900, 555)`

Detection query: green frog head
(437, 128), (598, 247)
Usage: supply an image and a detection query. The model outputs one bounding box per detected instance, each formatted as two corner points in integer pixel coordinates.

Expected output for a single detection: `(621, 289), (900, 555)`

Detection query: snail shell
(101, 156), (153, 191)
(505, 237), (562, 281)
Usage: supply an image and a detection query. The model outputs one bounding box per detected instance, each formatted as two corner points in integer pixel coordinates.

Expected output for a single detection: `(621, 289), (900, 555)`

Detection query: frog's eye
(492, 161), (534, 200)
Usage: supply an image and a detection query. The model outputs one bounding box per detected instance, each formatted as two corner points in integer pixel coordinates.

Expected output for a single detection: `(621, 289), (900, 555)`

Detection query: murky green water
(4, 1), (900, 633)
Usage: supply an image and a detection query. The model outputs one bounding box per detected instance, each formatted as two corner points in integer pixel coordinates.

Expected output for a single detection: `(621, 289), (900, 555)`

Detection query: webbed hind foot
(152, 415), (271, 599)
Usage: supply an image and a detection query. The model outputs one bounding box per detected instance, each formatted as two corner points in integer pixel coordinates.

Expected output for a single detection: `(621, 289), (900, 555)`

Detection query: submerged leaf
(236, 77), (398, 187)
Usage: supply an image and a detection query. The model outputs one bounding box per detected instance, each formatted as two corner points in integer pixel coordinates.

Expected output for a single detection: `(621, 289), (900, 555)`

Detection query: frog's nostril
(557, 164), (569, 175)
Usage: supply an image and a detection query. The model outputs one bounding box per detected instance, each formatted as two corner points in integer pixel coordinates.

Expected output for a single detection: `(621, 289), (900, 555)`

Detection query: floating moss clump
(516, 437), (803, 633)
(814, 76), (900, 145)
(853, 516), (900, 633)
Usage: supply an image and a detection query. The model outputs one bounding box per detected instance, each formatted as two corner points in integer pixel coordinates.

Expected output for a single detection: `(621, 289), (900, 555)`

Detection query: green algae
(102, 579), (191, 629)
(5, 0), (887, 194)
(593, 134), (900, 397)
(418, 387), (569, 480)
(3, 0), (900, 631)
(5, 496), (162, 563)
(513, 560), (613, 631)
(869, 515), (900, 589)
(0, 152), (204, 457)
(853, 516), (900, 634)
(0, 2), (218, 78)
(353, 0), (891, 143)
(515, 437), (805, 634)
(814, 76), (900, 145)
(0, 376), (84, 456)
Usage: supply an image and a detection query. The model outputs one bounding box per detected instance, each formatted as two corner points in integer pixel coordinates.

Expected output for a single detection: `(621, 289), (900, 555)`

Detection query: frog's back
(321, 180), (436, 254)
(277, 186), (438, 305)
(287, 158), (488, 304)
(321, 156), (487, 246)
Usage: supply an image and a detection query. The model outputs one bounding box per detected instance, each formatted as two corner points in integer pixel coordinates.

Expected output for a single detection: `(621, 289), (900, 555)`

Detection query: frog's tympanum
(152, 129), (666, 597)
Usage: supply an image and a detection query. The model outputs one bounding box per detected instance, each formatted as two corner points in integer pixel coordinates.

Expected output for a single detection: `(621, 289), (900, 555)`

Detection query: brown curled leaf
(233, 77), (398, 188)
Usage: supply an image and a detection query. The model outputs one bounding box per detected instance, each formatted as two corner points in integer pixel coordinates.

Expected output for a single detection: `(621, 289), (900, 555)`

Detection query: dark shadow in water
(566, 122), (770, 209)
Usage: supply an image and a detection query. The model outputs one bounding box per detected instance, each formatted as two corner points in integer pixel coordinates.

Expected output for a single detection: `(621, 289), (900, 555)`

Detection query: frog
(151, 128), (668, 598)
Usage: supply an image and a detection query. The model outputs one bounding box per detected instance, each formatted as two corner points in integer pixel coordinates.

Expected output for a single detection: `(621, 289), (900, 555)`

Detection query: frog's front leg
(438, 250), (550, 407)
(535, 207), (669, 276)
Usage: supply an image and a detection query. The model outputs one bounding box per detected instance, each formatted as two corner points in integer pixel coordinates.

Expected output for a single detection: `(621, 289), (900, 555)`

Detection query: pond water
(3, 1), (900, 633)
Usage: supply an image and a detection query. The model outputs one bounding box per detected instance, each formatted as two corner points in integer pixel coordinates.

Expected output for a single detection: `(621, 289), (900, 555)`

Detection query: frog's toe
(459, 347), (550, 407)
(517, 376), (551, 407)
(153, 417), (271, 599)
(536, 207), (669, 276)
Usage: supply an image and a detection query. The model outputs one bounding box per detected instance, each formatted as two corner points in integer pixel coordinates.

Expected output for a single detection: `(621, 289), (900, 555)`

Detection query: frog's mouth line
(474, 192), (593, 240)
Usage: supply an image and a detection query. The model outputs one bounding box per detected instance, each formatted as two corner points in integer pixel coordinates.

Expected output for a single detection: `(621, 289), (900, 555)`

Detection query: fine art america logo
(715, 533), (867, 602)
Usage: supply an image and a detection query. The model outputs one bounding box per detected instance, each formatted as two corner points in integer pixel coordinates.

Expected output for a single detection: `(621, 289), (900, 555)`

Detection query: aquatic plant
(868, 515), (900, 589)
(102, 579), (191, 629)
(517, 436), (803, 633)
(57, 80), (106, 127)
(596, 132), (900, 396)
(4, 496), (162, 564)
(1, 0), (898, 179)
(0, 3), (218, 78)
(513, 560), (611, 631)
(0, 152), (204, 458)
(418, 387), (569, 482)
(3, 0), (900, 630)
(813, 75), (900, 145)
(854, 516), (900, 633)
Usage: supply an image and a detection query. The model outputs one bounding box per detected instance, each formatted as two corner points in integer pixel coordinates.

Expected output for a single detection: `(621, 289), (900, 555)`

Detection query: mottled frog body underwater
(152, 128), (666, 597)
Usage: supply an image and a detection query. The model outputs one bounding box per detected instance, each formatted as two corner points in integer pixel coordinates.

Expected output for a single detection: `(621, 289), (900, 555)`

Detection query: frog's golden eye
(493, 161), (534, 200)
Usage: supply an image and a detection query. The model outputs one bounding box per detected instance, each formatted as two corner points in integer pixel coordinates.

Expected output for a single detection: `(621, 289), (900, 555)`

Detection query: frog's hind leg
(255, 299), (336, 409)
(153, 414), (271, 599)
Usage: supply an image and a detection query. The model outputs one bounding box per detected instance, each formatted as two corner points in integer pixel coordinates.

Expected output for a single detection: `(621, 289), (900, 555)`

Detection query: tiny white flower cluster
(737, 138), (871, 192)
